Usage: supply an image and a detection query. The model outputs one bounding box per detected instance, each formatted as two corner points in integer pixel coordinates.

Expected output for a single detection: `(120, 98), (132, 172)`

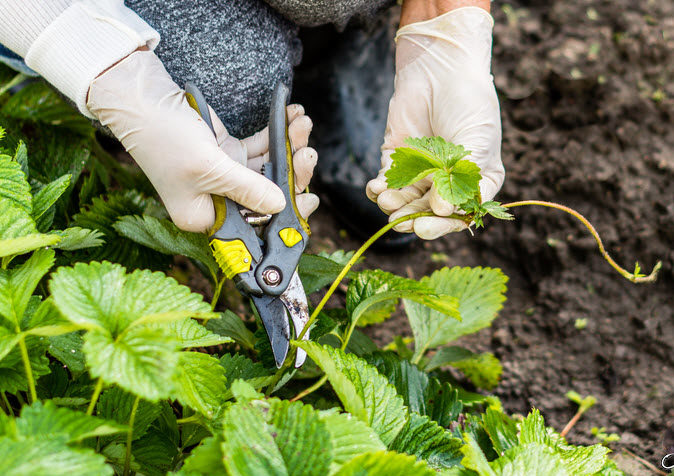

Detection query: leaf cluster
(385, 137), (513, 228)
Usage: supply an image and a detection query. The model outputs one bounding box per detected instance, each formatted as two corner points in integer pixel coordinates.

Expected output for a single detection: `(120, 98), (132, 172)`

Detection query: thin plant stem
(86, 378), (104, 416)
(297, 211), (434, 341)
(560, 410), (583, 438)
(288, 212), (434, 401)
(123, 396), (140, 476)
(211, 277), (225, 311)
(290, 375), (327, 403)
(176, 415), (200, 425)
(18, 336), (36, 403)
(0, 73), (28, 96)
(1, 392), (12, 415)
(503, 200), (661, 283)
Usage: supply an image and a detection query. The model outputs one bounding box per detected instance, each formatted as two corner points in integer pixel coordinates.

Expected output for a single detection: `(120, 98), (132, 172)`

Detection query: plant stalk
(560, 410), (583, 438)
(211, 277), (225, 311)
(18, 336), (36, 403)
(86, 378), (104, 416)
(297, 211), (434, 342)
(502, 200), (661, 283)
(123, 396), (140, 476)
(1, 392), (11, 415)
(288, 212), (434, 401)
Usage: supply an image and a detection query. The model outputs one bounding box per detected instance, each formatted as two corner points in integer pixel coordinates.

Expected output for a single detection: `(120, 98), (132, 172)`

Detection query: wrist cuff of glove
(397, 6), (493, 43)
(25, 0), (160, 119)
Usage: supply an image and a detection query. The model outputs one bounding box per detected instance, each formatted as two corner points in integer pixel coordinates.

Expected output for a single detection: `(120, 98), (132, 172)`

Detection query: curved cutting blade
(252, 294), (290, 368)
(280, 271), (310, 368)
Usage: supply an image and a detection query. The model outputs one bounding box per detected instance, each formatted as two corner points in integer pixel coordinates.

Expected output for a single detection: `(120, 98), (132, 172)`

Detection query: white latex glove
(87, 50), (318, 233)
(366, 7), (505, 240)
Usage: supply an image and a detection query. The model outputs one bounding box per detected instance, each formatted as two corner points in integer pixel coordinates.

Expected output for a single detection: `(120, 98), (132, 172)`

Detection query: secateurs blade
(185, 81), (311, 368)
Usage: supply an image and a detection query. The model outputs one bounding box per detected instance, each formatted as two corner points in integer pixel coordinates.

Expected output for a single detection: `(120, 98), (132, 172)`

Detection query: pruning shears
(185, 81), (311, 368)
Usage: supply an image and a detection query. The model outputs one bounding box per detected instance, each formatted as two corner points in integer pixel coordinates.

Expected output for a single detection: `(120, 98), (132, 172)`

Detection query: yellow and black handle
(185, 82), (264, 296)
(185, 81), (309, 297)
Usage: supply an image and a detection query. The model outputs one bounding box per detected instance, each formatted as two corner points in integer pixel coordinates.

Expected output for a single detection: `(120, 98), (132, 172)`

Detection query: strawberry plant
(0, 66), (634, 475)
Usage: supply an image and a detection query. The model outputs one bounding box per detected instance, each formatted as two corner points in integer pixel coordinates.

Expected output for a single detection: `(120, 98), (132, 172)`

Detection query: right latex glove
(87, 50), (318, 233)
(366, 7), (505, 240)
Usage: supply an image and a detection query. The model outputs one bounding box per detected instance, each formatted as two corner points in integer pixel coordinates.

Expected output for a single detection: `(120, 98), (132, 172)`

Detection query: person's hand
(366, 7), (504, 240)
(87, 50), (318, 233)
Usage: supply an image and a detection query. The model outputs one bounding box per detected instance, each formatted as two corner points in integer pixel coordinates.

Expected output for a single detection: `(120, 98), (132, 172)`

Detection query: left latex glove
(210, 103), (319, 220)
(366, 7), (505, 240)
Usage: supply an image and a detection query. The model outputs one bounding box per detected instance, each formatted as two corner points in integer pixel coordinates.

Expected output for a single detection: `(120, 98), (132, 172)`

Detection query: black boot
(294, 12), (417, 250)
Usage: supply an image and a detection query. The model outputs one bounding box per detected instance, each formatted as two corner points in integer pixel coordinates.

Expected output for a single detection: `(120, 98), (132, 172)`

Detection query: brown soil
(307, 0), (674, 469)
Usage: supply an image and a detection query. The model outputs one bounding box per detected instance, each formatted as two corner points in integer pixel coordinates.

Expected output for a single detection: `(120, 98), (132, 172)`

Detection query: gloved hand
(87, 49), (318, 233)
(366, 7), (504, 240)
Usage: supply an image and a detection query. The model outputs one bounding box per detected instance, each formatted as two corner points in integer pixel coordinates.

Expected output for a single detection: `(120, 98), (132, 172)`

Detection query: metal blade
(279, 271), (310, 368)
(251, 294), (290, 368)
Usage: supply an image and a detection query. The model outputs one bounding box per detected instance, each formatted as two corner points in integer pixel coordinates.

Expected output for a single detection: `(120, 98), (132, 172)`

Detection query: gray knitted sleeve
(263, 0), (395, 29)
(126, 0), (302, 138)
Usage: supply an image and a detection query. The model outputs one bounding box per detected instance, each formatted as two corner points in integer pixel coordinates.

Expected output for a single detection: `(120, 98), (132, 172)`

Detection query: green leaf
(113, 215), (219, 280)
(0, 153), (32, 216)
(51, 227), (104, 251)
(433, 159), (481, 206)
(72, 191), (170, 271)
(0, 328), (21, 362)
(206, 310), (256, 350)
(481, 201), (514, 221)
(427, 347), (502, 390)
(0, 436), (112, 476)
(48, 332), (86, 377)
(84, 327), (179, 401)
(13, 142), (28, 179)
(334, 451), (435, 476)
(365, 351), (462, 426)
(16, 400), (127, 442)
(460, 433), (497, 476)
(220, 354), (273, 395)
(405, 137), (471, 169)
(481, 408), (518, 456)
(389, 412), (463, 469)
(295, 341), (407, 445)
(318, 411), (385, 474)
(347, 270), (459, 327)
(97, 387), (161, 441)
(385, 148), (439, 189)
(221, 401), (286, 476)
(0, 336), (50, 394)
(164, 316), (233, 348)
(31, 174), (71, 224)
(299, 253), (356, 295)
(23, 299), (77, 337)
(182, 436), (226, 475)
(0, 233), (60, 258)
(0, 153), (36, 242)
(131, 428), (180, 476)
(267, 399), (333, 476)
(172, 352), (227, 418)
(490, 444), (568, 476)
(405, 267), (508, 361)
(50, 261), (211, 335)
(0, 248), (54, 329)
(518, 409), (609, 475)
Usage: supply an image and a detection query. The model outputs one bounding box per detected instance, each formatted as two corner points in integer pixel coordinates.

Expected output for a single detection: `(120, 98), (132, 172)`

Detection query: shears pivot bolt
(262, 267), (282, 286)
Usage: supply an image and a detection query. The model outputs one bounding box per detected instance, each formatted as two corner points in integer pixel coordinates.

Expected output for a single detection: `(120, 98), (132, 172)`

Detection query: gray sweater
(264, 0), (394, 29)
(125, 0), (393, 137)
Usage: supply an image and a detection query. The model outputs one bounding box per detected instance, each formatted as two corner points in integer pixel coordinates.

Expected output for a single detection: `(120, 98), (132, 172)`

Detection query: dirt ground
(306, 0), (674, 470)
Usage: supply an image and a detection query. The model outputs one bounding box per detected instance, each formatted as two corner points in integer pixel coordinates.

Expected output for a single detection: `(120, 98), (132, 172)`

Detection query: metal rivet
(262, 267), (282, 286)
